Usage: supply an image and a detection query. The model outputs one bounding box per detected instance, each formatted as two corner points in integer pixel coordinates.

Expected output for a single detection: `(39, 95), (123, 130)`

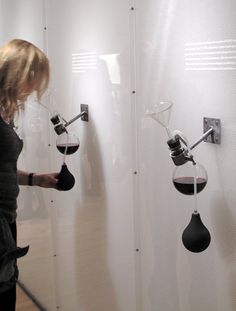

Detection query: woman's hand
(33, 173), (59, 189)
(17, 170), (59, 189)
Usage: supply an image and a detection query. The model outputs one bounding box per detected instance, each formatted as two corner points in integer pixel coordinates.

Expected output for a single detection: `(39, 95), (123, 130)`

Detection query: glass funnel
(172, 161), (208, 195)
(146, 101), (173, 138)
(56, 132), (80, 155)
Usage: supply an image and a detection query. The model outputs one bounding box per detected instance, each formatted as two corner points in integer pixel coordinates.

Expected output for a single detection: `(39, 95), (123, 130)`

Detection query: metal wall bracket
(81, 104), (89, 122)
(203, 117), (221, 144)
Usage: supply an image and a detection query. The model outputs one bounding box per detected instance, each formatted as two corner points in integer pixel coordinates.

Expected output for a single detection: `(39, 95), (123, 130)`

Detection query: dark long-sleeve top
(0, 116), (23, 223)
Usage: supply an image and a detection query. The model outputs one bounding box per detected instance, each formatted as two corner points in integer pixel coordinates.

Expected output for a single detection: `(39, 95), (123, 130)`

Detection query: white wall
(45, 0), (137, 310)
(0, 0), (45, 46)
(136, 0), (236, 310)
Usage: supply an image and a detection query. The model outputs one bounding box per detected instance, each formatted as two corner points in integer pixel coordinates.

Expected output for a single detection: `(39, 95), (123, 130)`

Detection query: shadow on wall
(72, 58), (119, 311)
(147, 191), (180, 310)
(213, 138), (236, 310)
(212, 197), (236, 260)
(211, 195), (236, 310)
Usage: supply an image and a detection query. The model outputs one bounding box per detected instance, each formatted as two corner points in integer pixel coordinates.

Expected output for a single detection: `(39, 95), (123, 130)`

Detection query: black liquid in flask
(57, 143), (80, 155)
(56, 132), (80, 155)
(172, 162), (207, 195)
(173, 176), (207, 195)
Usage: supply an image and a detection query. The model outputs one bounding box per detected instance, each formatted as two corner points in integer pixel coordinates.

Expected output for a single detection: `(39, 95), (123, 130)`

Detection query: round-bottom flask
(172, 161), (207, 195)
(56, 132), (80, 155)
(173, 161), (210, 253)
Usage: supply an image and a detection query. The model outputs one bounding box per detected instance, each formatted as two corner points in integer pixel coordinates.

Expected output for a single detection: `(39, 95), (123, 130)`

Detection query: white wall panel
(136, 0), (236, 310)
(0, 0), (45, 47)
(46, 0), (137, 310)
(1, 0), (137, 310)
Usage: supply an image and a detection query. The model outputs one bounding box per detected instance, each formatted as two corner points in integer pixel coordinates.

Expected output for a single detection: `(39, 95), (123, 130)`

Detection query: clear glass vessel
(56, 132), (80, 155)
(172, 161), (208, 195)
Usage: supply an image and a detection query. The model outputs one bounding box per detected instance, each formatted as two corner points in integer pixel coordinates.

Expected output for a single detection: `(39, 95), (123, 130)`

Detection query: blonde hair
(0, 39), (49, 120)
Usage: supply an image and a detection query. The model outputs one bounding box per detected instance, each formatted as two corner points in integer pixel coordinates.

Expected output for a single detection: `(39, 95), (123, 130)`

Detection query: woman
(0, 39), (59, 310)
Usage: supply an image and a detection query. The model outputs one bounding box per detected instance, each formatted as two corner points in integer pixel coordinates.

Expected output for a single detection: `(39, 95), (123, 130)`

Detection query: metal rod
(190, 127), (214, 150)
(17, 280), (47, 310)
(64, 111), (86, 127)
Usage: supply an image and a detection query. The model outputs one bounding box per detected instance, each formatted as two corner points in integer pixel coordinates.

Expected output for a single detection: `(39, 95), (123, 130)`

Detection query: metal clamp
(203, 117), (221, 144)
(51, 104), (89, 135)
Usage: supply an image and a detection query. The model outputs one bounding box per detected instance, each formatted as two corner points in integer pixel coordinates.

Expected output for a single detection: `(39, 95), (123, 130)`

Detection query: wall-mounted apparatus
(50, 104), (89, 191)
(146, 102), (221, 253)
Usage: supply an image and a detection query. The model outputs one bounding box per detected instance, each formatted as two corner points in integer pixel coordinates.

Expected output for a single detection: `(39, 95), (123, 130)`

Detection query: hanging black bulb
(57, 163), (75, 191)
(182, 212), (211, 253)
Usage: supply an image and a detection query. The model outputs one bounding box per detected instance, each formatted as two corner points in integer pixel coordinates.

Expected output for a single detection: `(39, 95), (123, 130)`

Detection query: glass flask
(56, 132), (80, 155)
(172, 161), (208, 195)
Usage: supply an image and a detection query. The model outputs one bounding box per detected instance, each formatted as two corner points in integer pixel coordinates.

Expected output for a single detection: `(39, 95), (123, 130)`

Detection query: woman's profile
(0, 39), (59, 310)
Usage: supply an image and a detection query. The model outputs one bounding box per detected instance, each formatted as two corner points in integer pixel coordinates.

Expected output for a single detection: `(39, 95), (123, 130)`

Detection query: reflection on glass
(185, 38), (236, 71)
(72, 52), (97, 73)
(99, 54), (120, 84)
